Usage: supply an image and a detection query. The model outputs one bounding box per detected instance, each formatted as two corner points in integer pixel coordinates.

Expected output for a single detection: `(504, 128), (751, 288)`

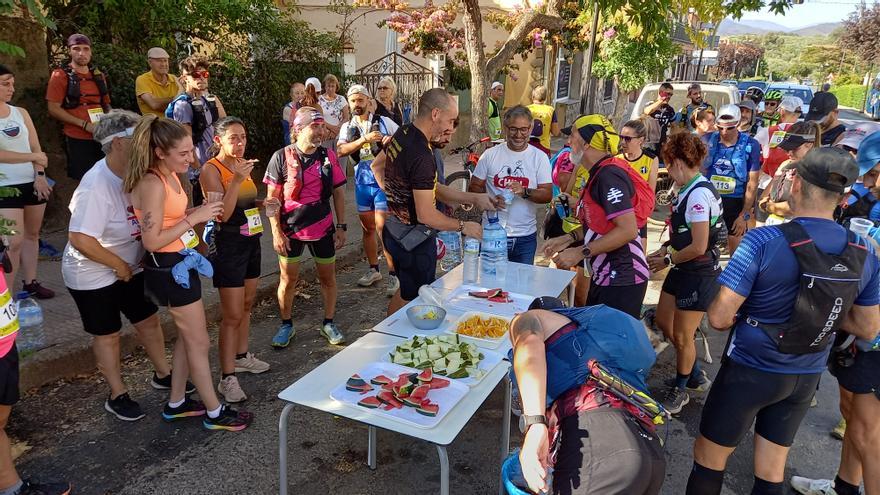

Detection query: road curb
(19, 242), (366, 392)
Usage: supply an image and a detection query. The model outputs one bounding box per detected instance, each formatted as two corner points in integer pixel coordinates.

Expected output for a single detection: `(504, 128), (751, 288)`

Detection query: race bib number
(87, 107), (104, 123)
(180, 228), (199, 249)
(241, 208), (263, 236)
(360, 142), (375, 162)
(710, 175), (736, 195)
(0, 289), (19, 339)
(769, 131), (786, 148)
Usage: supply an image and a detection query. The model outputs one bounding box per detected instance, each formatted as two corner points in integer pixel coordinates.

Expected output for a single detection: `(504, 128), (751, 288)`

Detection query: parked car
(720, 79), (738, 87)
(767, 83), (813, 115)
(867, 80), (880, 121)
(737, 80), (768, 98)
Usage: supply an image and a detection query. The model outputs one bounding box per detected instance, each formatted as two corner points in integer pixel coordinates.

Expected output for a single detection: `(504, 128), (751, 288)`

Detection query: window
(603, 79), (614, 102)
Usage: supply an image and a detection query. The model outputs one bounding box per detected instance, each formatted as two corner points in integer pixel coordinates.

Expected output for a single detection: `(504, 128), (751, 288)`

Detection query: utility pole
(580, 0), (600, 114)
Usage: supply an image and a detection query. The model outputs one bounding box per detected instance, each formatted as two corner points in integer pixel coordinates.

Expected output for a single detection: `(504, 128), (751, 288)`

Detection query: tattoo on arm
(142, 211), (155, 232)
(510, 312), (544, 346)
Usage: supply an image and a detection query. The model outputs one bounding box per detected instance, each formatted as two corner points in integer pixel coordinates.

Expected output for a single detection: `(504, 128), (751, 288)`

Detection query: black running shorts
(68, 272), (158, 335)
(143, 252), (202, 308)
(661, 268), (720, 312)
(699, 358), (820, 447)
(212, 231), (261, 288)
(721, 197), (745, 234)
(382, 227), (436, 301)
(0, 182), (47, 209)
(0, 343), (18, 406)
(65, 136), (103, 180)
(586, 282), (648, 320)
(830, 349), (880, 400)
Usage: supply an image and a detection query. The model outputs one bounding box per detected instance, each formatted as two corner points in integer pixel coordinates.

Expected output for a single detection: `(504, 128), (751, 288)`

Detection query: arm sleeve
(748, 138), (762, 172)
(45, 70), (66, 103)
(591, 167), (635, 220)
(68, 184), (109, 238)
(855, 248), (880, 305)
(717, 229), (765, 296)
(262, 150), (286, 186)
(410, 153), (438, 190)
(172, 100), (193, 125)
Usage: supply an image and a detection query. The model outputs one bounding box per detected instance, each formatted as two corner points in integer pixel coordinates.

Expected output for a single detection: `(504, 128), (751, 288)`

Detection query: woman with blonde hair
(318, 73), (349, 146)
(375, 76), (403, 126)
(125, 115), (253, 431)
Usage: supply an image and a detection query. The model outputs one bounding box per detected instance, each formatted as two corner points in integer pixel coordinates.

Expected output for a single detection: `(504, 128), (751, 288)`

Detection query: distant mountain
(717, 18), (842, 37)
(790, 22), (842, 36)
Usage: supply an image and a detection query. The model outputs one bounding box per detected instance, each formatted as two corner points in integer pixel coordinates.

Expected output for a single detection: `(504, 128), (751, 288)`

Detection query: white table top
(277, 332), (510, 446)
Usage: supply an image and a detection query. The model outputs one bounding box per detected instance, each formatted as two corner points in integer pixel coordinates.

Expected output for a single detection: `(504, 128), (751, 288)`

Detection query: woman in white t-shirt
(318, 73), (350, 147)
(0, 64), (54, 298)
(62, 110), (180, 422)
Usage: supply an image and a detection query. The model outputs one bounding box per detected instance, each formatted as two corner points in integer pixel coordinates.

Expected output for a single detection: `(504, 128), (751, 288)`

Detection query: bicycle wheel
(445, 170), (471, 193)
(655, 176), (674, 206)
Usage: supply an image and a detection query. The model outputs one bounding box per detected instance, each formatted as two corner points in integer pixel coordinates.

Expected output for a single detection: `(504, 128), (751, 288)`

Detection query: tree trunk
(460, 0), (489, 142)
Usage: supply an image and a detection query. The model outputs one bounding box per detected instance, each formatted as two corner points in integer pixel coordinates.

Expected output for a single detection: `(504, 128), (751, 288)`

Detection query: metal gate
(352, 52), (443, 123)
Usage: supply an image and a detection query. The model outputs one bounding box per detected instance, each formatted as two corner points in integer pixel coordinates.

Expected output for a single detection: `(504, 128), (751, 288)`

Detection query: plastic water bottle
(480, 214), (508, 286)
(463, 237), (480, 284)
(16, 292), (44, 352)
(437, 231), (462, 272)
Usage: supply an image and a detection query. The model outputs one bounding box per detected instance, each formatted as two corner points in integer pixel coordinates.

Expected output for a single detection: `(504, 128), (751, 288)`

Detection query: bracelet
(81, 121), (88, 130)
(569, 230), (578, 242)
(183, 217), (193, 229)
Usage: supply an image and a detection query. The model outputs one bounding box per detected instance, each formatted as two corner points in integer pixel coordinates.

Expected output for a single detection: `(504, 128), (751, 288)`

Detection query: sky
(738, 1), (864, 29)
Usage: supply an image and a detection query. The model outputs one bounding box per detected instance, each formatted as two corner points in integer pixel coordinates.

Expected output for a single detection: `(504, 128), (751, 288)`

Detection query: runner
(266, 108), (348, 348)
(617, 118), (658, 251)
(693, 107), (716, 139)
(836, 130), (880, 226)
(63, 110), (184, 421)
(0, 64), (55, 299)
(702, 104), (761, 253)
(200, 117), (270, 402)
(469, 105), (553, 265)
(135, 47), (180, 118)
(805, 92), (847, 146)
(687, 148), (879, 495)
(643, 82), (676, 154)
(646, 132), (722, 414)
(758, 122), (821, 226)
(548, 139), (589, 307)
(488, 82), (504, 141)
(375, 76), (404, 126)
(678, 83), (714, 132)
(124, 115), (252, 431)
(46, 33), (110, 181)
(758, 89), (784, 129)
(281, 81), (305, 146)
(737, 99), (760, 136)
(336, 85), (399, 294)
(526, 86), (560, 156)
(317, 74), (349, 149)
(543, 115), (652, 319)
(505, 300), (664, 494)
(755, 96), (802, 226)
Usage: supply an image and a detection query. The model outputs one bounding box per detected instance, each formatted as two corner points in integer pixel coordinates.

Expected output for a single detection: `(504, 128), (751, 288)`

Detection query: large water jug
(16, 292), (44, 352)
(437, 231), (462, 272)
(480, 215), (508, 286)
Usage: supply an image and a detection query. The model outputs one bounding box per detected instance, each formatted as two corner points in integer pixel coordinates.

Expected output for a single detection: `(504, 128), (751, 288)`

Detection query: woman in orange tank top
(124, 115), (252, 431)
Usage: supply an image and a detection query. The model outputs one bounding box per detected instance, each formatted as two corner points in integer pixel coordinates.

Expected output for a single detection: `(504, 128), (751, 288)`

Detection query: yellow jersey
(617, 151), (655, 182)
(527, 103), (556, 150)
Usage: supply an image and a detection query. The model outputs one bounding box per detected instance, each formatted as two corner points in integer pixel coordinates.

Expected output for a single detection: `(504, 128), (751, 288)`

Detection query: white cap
(146, 47), (169, 59)
(491, 81), (504, 90)
(780, 95), (803, 113)
(716, 104), (741, 127)
(346, 84), (371, 98)
(305, 77), (322, 93)
(836, 123), (880, 151)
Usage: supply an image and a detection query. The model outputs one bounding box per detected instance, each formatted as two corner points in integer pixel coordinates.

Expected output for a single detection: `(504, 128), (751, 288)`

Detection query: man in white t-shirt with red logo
(469, 105), (553, 264)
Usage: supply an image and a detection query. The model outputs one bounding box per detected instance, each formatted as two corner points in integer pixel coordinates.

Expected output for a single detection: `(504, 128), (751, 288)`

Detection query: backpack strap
(61, 66), (81, 109)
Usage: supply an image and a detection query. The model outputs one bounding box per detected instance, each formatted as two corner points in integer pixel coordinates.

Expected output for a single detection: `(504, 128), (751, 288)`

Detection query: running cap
(780, 96), (803, 114)
(561, 114), (620, 153)
(292, 107), (325, 131)
(794, 147), (859, 193)
(778, 132), (815, 152)
(304, 77), (322, 93)
(737, 99), (757, 113)
(146, 47), (170, 59)
(805, 92), (838, 123)
(346, 84), (371, 98)
(528, 296), (566, 311)
(715, 104), (741, 128)
(836, 123), (880, 154)
(491, 81), (504, 90)
(857, 131), (880, 176)
(67, 33), (91, 47)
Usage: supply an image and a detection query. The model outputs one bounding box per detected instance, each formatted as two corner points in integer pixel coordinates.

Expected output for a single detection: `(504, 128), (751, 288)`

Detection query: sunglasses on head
(188, 70), (210, 79)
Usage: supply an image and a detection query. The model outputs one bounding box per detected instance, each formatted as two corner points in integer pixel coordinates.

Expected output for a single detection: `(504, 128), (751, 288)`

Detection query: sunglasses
(378, 86), (391, 90)
(188, 70), (210, 79)
(621, 135), (643, 142)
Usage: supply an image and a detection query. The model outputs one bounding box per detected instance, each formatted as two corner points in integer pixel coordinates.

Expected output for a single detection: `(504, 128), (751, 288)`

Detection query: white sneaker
(386, 275), (400, 297)
(357, 268), (382, 287)
(218, 375), (247, 403)
(790, 476), (838, 495)
(234, 352), (270, 374)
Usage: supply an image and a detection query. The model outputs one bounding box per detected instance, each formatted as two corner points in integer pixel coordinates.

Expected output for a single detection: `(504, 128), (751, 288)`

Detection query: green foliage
(445, 56), (472, 91)
(830, 84), (868, 110)
(839, 2), (880, 65)
(726, 33), (865, 83)
(592, 31), (679, 92)
(0, 0), (56, 57)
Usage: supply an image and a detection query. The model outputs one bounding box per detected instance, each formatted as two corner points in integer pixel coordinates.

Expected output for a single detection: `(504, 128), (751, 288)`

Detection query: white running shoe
(234, 352), (270, 374)
(790, 476), (838, 495)
(218, 375), (247, 403)
(386, 275), (400, 297)
(358, 268), (382, 287)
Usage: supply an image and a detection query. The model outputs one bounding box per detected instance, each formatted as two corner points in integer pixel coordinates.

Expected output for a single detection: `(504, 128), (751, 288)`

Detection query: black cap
(794, 147), (859, 193)
(778, 132), (815, 152)
(805, 92), (838, 123)
(528, 296), (566, 311)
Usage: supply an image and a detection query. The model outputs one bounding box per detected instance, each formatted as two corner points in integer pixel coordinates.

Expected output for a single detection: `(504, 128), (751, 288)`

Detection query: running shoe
(320, 322), (345, 345)
(234, 352), (270, 374)
(357, 268), (382, 287)
(386, 275), (400, 297)
(150, 372), (196, 394)
(17, 479), (72, 495)
(272, 323), (295, 349)
(161, 396), (207, 422)
(664, 369), (712, 393)
(22, 280), (54, 299)
(38, 239), (62, 260)
(790, 476), (838, 495)
(811, 395), (819, 407)
(661, 386), (690, 415)
(218, 375), (247, 403)
(831, 418), (846, 440)
(104, 393), (145, 422)
(203, 405), (253, 432)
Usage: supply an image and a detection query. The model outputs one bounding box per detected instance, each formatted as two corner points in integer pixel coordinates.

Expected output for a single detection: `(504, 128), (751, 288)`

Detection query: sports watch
(519, 414), (547, 433)
(336, 223), (347, 231)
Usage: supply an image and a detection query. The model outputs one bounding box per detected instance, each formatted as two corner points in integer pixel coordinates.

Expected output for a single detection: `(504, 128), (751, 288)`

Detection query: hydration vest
(345, 114), (386, 163)
(60, 65), (110, 112)
(165, 94), (219, 146)
(578, 156), (655, 235)
(706, 131), (752, 187)
(835, 188), (880, 227)
(669, 181), (723, 271)
(747, 221), (868, 355)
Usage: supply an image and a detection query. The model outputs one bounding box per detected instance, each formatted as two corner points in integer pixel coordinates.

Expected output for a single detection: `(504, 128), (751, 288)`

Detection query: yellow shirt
(135, 71), (179, 116)
(617, 152), (654, 182)
(527, 103), (556, 150)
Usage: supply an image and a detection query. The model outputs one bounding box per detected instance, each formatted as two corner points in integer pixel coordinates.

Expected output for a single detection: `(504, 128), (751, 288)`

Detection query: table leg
(278, 403), (295, 495)
(499, 374), (512, 495)
(436, 444), (450, 495)
(367, 425), (378, 470)
(567, 277), (576, 307)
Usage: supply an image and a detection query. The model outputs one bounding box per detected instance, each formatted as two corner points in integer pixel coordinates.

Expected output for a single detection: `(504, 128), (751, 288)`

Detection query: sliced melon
(357, 396), (382, 409)
(416, 402), (439, 417)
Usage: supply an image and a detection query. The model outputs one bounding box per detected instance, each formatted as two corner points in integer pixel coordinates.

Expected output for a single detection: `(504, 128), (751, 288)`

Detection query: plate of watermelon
(329, 362), (469, 428)
(443, 285), (532, 317)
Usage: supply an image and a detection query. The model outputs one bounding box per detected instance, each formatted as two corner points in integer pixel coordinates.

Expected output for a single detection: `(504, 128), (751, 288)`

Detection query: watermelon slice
(468, 288), (503, 298)
(370, 375), (392, 386)
(397, 382), (415, 398)
(346, 382), (374, 393)
(357, 396), (382, 409)
(417, 368), (433, 383)
(410, 384), (430, 401)
(488, 291), (512, 303)
(346, 374), (368, 388)
(428, 377), (450, 389)
(416, 401), (439, 417)
(401, 396), (422, 408)
(377, 391), (403, 409)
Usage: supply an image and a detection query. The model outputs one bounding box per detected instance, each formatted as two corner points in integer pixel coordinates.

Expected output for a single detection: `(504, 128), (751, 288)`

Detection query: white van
(629, 81), (741, 122)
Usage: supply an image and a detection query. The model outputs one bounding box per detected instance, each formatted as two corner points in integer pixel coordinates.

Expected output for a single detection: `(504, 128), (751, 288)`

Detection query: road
(839, 106), (874, 125)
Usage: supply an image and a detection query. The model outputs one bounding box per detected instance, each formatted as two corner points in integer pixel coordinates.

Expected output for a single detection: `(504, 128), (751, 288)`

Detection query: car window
(770, 87), (813, 104)
(640, 88), (733, 114)
(737, 81), (768, 92)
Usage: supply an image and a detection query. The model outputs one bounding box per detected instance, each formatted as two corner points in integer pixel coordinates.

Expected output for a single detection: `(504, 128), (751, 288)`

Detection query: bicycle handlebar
(450, 137), (492, 154)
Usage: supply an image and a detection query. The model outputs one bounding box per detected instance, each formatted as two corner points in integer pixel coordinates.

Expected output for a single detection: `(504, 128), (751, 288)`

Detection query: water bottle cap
(488, 216), (499, 224)
(15, 291), (29, 300)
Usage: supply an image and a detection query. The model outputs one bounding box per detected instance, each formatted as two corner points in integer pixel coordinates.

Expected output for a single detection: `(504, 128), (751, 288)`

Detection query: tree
(839, 1), (880, 65)
(0, 0), (55, 57)
(712, 39), (764, 79)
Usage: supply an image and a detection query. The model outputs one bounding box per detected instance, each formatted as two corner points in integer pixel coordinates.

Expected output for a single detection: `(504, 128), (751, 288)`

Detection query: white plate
(383, 335), (505, 386)
(443, 285), (532, 317)
(329, 361), (469, 429)
(445, 311), (512, 350)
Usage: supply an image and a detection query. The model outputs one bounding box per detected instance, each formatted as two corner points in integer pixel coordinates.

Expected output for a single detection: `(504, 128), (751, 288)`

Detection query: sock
(389, 270), (396, 277)
(235, 352), (247, 360)
(168, 397), (185, 409)
(691, 360), (703, 380)
(686, 462), (724, 495)
(222, 373), (235, 380)
(0, 480), (22, 495)
(370, 264), (379, 272)
(207, 405), (222, 419)
(675, 372), (691, 390)
(751, 476), (784, 495)
(323, 318), (333, 326)
(834, 475), (861, 495)
(282, 318), (292, 326)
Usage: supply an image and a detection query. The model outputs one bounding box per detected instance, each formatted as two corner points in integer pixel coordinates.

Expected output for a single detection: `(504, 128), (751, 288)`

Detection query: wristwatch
(336, 223), (347, 231)
(742, 212), (751, 221)
(36, 171), (46, 177)
(522, 187), (532, 199)
(519, 414), (548, 433)
(581, 244), (592, 259)
(664, 253), (673, 266)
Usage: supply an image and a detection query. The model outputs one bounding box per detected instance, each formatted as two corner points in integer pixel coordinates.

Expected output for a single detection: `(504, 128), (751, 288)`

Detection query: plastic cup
(205, 192), (223, 221)
(849, 217), (873, 237)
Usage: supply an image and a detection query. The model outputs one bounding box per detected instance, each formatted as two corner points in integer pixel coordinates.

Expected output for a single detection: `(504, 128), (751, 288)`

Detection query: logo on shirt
(126, 205), (142, 241)
(830, 264), (849, 272)
(0, 124), (20, 138)
(690, 203), (705, 214)
(606, 188), (624, 204)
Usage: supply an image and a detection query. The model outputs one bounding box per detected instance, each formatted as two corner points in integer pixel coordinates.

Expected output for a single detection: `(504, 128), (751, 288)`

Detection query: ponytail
(124, 115), (190, 193)
(209, 116), (246, 158)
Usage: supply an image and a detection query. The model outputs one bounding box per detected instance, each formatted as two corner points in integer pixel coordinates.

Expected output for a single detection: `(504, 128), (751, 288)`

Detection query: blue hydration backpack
(164, 94), (219, 146)
(705, 131), (752, 185)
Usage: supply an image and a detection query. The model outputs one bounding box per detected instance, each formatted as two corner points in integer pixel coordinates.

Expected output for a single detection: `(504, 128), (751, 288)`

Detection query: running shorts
(212, 230), (261, 288)
(830, 349), (880, 400)
(143, 252), (202, 308)
(660, 268), (720, 312)
(65, 136), (103, 180)
(586, 282), (648, 320)
(355, 184), (388, 213)
(68, 272), (158, 335)
(721, 197), (745, 234)
(382, 227), (436, 301)
(0, 342), (19, 406)
(279, 232), (336, 265)
(0, 182), (47, 209)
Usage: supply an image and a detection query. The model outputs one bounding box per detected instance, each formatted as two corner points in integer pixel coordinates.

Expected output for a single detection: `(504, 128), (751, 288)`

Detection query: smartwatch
(518, 414), (547, 433)
(664, 253), (673, 266)
(36, 171), (46, 177)
(336, 223), (347, 231)
(522, 187), (532, 199)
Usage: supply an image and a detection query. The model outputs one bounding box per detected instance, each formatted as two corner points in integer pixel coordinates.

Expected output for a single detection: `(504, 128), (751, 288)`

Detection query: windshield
(769, 87), (813, 104)
(737, 81), (768, 92)
(639, 88), (734, 115)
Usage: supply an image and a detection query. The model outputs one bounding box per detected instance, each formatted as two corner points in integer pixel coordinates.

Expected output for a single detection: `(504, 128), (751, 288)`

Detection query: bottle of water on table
(463, 237), (480, 284)
(437, 231), (462, 272)
(16, 292), (44, 352)
(480, 214), (508, 286)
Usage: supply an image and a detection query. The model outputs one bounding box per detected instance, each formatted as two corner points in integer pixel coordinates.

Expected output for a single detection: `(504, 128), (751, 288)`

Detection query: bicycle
(444, 136), (496, 222)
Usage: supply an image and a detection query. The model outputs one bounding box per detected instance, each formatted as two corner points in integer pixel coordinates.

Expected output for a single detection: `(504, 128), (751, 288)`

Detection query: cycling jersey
(616, 150), (656, 182)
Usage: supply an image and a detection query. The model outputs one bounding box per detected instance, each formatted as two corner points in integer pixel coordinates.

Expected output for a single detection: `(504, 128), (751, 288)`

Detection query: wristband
(569, 230), (578, 242)
(183, 217), (193, 229)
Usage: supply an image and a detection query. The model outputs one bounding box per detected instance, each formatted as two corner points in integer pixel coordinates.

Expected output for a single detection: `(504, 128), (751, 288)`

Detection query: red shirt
(45, 66), (111, 140)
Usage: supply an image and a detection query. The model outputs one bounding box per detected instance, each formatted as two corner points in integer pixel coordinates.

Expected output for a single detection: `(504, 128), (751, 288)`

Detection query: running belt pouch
(758, 222), (867, 354)
(385, 215), (435, 251)
(543, 206), (565, 240)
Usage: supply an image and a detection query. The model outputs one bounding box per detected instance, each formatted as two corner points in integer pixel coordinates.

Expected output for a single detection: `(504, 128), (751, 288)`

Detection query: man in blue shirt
(686, 148), (880, 495)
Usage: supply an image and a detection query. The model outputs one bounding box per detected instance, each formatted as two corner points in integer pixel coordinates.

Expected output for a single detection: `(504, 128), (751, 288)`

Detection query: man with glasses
(702, 104), (761, 253)
(758, 89), (784, 129)
(469, 105), (552, 265)
(643, 82), (677, 153)
(755, 96), (803, 227)
(135, 47), (181, 117)
(678, 83), (713, 132)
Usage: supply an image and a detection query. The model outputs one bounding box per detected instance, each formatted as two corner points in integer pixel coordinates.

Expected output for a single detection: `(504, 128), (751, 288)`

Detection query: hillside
(717, 18), (841, 36)
(790, 22), (841, 36)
